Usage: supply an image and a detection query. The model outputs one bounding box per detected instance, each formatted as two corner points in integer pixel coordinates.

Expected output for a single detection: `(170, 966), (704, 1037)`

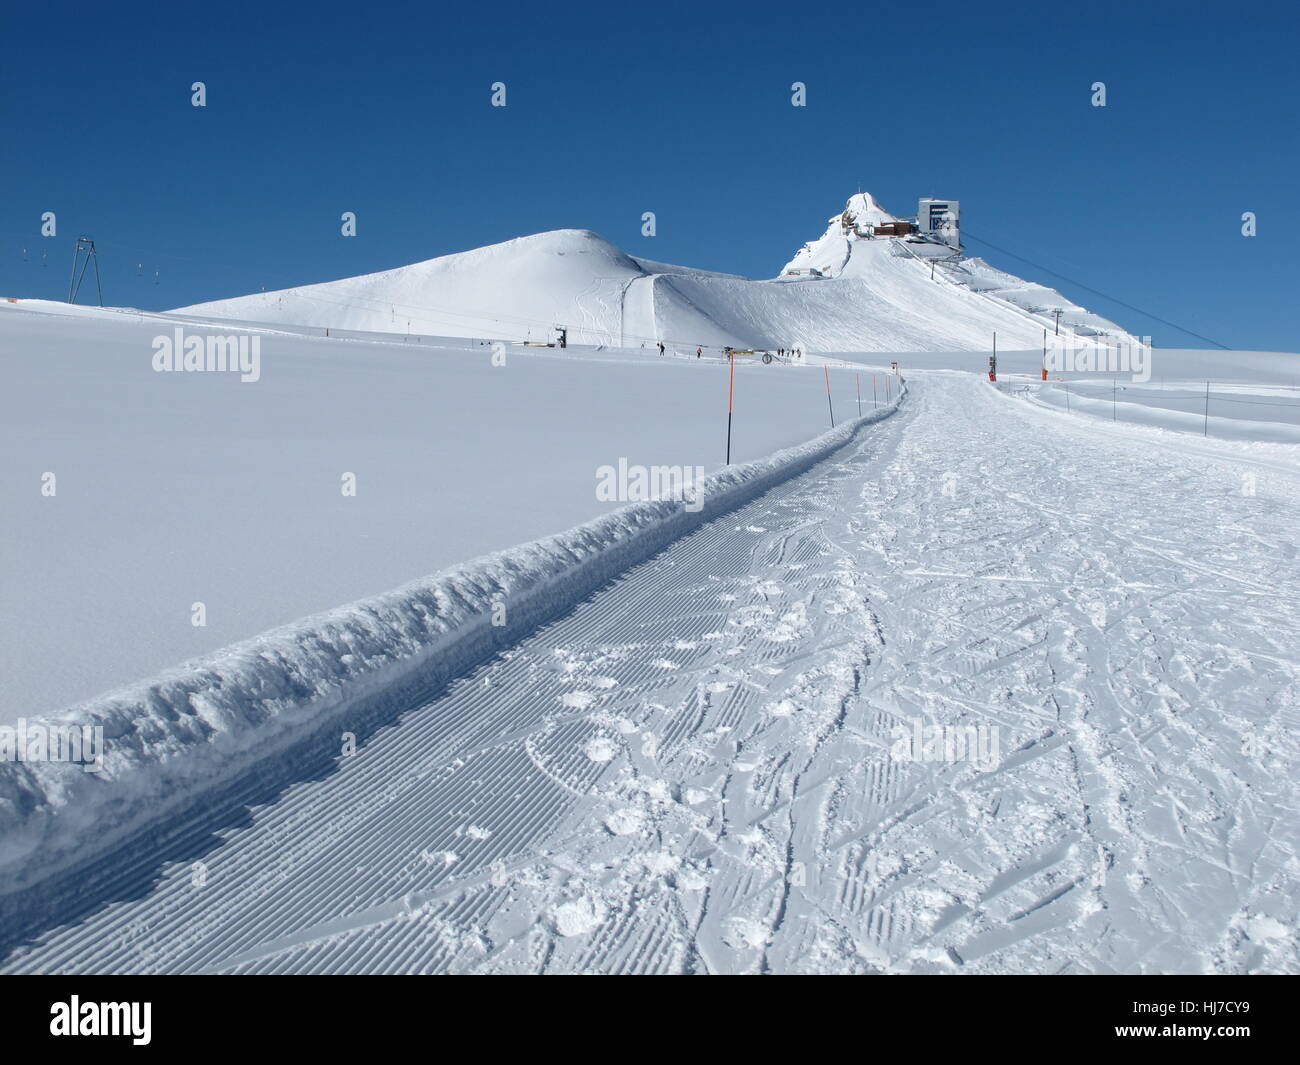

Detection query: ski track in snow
(4, 375), (1297, 974)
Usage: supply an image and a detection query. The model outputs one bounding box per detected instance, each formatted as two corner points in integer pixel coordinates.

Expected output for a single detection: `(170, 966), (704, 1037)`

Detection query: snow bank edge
(0, 387), (906, 902)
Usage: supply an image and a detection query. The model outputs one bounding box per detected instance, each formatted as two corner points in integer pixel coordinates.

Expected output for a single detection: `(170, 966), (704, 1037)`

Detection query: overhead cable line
(959, 229), (1232, 350)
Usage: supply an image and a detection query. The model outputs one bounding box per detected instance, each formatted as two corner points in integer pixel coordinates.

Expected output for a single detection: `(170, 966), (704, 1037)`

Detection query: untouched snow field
(3, 373), (1295, 974)
(1, 300), (888, 720)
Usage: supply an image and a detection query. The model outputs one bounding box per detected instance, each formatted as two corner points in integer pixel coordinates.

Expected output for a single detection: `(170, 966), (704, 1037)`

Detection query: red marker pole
(725, 351), (735, 464)
(856, 373), (862, 417)
(824, 365), (835, 428)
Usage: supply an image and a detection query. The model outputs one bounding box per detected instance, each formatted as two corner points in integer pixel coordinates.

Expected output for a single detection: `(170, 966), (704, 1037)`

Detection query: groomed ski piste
(2, 194), (1297, 974)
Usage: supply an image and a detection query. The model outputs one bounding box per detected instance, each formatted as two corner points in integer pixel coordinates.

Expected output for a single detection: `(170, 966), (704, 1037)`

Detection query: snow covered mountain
(779, 192), (1131, 344)
(781, 191), (906, 273)
(5, 197), (1297, 977)
(176, 192), (1136, 352)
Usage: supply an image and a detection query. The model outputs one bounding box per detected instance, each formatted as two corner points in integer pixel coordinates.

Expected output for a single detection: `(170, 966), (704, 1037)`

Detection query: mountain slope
(176, 194), (1137, 352)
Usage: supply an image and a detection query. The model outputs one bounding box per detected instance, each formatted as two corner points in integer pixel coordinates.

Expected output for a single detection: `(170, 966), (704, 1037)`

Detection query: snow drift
(0, 385), (906, 912)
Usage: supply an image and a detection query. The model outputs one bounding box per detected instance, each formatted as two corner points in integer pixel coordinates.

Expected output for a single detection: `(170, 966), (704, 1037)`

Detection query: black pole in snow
(725, 351), (735, 464)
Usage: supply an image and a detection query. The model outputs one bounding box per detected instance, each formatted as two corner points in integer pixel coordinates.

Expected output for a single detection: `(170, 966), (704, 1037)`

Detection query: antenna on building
(68, 237), (103, 306)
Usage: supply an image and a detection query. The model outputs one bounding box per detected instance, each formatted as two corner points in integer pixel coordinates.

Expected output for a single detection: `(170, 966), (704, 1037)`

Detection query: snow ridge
(0, 386), (907, 911)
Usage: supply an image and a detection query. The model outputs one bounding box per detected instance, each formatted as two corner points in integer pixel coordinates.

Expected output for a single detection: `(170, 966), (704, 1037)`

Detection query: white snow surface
(823, 345), (1300, 444)
(3, 373), (1296, 975)
(0, 380), (906, 903)
(175, 193), (1136, 353)
(3, 196), (1298, 974)
(2, 298), (891, 720)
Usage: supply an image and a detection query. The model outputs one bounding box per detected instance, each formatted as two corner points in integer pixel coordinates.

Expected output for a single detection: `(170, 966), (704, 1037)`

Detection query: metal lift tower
(68, 236), (103, 306)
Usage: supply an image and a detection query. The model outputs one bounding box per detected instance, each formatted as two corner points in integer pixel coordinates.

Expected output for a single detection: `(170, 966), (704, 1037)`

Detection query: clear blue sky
(2, 0), (1296, 350)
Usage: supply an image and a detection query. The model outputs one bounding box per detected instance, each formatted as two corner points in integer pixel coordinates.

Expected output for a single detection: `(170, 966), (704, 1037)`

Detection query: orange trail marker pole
(824, 365), (835, 428)
(725, 351), (735, 464)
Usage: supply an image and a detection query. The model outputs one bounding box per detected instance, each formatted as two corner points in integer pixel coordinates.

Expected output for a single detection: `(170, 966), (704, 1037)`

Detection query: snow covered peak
(839, 192), (899, 231)
(453, 228), (644, 274)
(780, 191), (901, 278)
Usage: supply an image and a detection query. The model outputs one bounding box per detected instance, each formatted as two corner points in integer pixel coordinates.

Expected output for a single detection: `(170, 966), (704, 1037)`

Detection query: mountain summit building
(918, 198), (961, 250)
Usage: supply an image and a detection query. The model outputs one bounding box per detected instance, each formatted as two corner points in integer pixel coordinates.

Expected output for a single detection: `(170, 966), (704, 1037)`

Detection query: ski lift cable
(959, 229), (1232, 350)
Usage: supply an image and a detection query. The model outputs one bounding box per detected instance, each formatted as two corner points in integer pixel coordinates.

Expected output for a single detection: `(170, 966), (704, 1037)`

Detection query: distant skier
(658, 341), (665, 356)
(696, 347), (702, 358)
